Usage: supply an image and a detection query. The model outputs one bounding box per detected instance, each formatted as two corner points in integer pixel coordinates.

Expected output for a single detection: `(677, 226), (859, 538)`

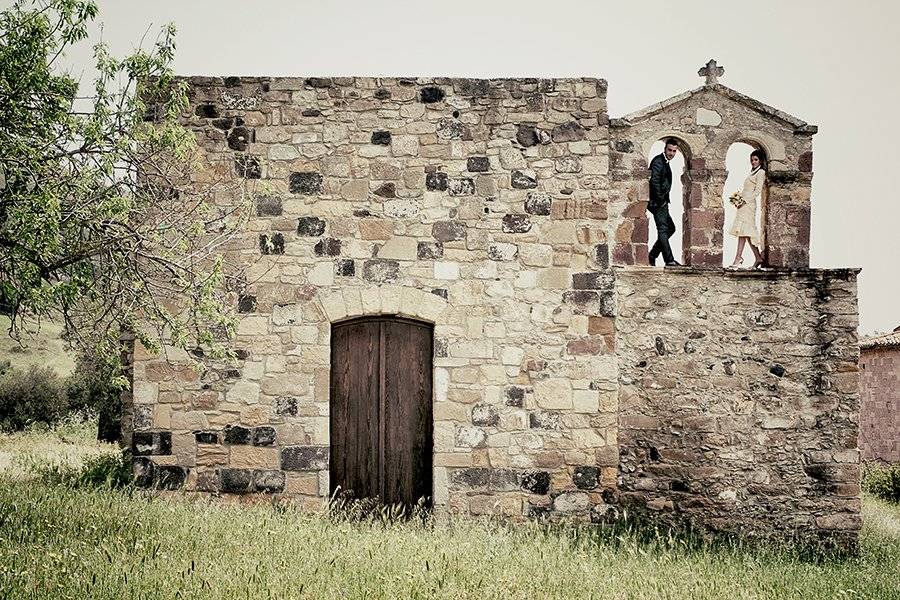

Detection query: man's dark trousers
(648, 203), (676, 265)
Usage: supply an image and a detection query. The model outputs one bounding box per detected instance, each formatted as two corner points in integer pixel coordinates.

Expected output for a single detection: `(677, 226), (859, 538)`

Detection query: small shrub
(0, 365), (69, 431)
(863, 463), (900, 504)
(65, 356), (123, 441)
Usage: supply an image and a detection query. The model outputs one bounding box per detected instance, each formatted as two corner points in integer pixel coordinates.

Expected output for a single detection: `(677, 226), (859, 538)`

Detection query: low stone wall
(615, 267), (860, 549)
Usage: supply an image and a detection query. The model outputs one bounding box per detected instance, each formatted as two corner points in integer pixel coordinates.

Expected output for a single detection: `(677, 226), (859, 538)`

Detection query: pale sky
(14, 0), (899, 334)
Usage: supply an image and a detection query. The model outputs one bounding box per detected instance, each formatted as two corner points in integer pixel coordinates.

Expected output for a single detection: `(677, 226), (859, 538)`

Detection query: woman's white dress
(729, 168), (765, 245)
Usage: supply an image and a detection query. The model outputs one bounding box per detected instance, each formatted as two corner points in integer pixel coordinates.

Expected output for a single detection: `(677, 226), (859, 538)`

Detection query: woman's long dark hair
(750, 149), (767, 171)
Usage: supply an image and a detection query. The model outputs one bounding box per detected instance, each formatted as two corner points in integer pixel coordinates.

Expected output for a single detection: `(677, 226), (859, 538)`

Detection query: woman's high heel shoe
(727, 257), (744, 269)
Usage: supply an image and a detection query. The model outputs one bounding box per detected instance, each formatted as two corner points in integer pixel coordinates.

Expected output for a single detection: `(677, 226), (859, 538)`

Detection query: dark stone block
(562, 290), (615, 317)
(768, 170), (800, 184)
(431, 288), (448, 300)
(551, 121), (586, 142)
(511, 170), (537, 189)
(516, 124), (539, 147)
(362, 259), (400, 284)
(220, 468), (254, 493)
(432, 221), (466, 242)
(334, 259), (355, 277)
(281, 446), (329, 471)
(572, 272), (615, 291)
(521, 470), (550, 495)
(211, 117), (234, 130)
(434, 338), (448, 357)
(467, 156), (490, 172)
(253, 426), (276, 446)
(224, 425), (252, 445)
(259, 233), (285, 255)
(234, 155), (261, 179)
(302, 108), (322, 117)
(451, 467), (490, 488)
(655, 336), (667, 356)
(156, 466), (187, 490)
(593, 244), (610, 269)
(614, 140), (634, 153)
(798, 151), (813, 172)
(297, 216), (326, 236)
(573, 466), (599, 490)
(195, 431), (219, 444)
(417, 241), (443, 259)
(524, 192), (551, 215)
(194, 103), (219, 118)
(426, 172), (448, 191)
(314, 237), (342, 256)
(373, 183), (396, 198)
(132, 404), (152, 430)
(505, 386), (526, 407)
(305, 77), (333, 88)
(502, 214), (532, 233)
(289, 172), (323, 195)
(451, 468), (519, 491)
(227, 126), (254, 151)
(671, 480), (690, 493)
(452, 78), (491, 97)
(223, 76), (242, 87)
(374, 88), (392, 100)
(132, 431), (172, 456)
(419, 86), (445, 103)
(234, 349), (250, 360)
(275, 396), (298, 416)
(471, 404), (499, 427)
(770, 364), (786, 377)
(529, 411), (560, 430)
(253, 470), (285, 493)
(256, 196), (283, 216)
(448, 178), (475, 196)
(371, 130), (392, 145)
(132, 457), (155, 488)
(237, 295), (257, 313)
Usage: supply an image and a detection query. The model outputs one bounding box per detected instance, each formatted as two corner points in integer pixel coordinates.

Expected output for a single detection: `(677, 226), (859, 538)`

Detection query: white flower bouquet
(729, 191), (745, 208)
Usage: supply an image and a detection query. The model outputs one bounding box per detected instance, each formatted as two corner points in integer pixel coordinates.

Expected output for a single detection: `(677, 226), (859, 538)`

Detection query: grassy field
(0, 422), (898, 599)
(0, 316), (76, 377)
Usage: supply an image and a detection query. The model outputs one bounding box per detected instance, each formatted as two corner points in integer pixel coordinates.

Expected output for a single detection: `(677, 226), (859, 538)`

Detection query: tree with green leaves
(0, 1), (249, 438)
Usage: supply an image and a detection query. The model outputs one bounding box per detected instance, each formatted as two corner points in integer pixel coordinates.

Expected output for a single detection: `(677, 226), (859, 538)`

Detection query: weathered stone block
(289, 172), (323, 195)
(362, 259), (400, 284)
(281, 446), (329, 471)
(296, 216), (326, 236)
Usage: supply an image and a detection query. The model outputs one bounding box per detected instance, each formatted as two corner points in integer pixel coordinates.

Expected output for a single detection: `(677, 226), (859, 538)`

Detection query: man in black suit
(647, 138), (682, 266)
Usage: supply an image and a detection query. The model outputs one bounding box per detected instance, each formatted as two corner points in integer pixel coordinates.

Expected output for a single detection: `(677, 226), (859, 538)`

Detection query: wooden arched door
(329, 316), (433, 507)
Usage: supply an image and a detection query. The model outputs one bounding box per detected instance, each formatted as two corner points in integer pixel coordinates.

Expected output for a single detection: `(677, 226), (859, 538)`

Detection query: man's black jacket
(648, 153), (672, 210)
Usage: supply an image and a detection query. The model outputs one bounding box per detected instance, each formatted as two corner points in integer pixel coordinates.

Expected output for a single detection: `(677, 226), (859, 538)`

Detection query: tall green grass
(0, 423), (898, 599)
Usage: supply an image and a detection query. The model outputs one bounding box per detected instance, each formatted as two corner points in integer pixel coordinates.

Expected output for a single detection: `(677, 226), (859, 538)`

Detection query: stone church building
(125, 62), (861, 549)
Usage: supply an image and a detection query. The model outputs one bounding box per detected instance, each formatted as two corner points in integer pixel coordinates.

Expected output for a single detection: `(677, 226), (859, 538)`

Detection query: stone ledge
(616, 265), (861, 280)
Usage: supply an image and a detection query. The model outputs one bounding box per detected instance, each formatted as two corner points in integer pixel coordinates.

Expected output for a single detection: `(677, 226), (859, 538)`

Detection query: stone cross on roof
(698, 59), (724, 85)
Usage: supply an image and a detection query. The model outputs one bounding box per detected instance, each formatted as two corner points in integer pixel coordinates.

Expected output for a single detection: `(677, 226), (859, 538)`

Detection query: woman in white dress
(728, 150), (766, 269)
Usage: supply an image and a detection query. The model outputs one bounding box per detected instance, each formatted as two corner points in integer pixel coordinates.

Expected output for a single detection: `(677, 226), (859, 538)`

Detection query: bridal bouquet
(729, 191), (745, 208)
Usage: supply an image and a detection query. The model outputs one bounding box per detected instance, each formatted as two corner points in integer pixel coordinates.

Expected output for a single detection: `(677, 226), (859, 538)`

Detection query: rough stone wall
(129, 76), (620, 518)
(616, 267), (860, 548)
(859, 346), (900, 463)
(608, 85), (814, 269)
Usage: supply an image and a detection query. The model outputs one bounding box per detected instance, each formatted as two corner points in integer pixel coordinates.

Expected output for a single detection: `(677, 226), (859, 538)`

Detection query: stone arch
(721, 141), (765, 267)
(318, 285), (450, 326)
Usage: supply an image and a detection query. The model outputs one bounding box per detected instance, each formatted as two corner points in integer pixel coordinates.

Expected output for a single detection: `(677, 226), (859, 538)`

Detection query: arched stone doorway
(329, 315), (434, 508)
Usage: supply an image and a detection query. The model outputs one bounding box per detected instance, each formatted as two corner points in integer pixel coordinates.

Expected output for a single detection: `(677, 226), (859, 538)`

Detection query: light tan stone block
(378, 236), (417, 260)
(534, 378), (573, 410)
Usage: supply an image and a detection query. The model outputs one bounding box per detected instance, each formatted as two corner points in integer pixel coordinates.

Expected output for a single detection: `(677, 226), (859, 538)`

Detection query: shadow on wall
(647, 140), (685, 263)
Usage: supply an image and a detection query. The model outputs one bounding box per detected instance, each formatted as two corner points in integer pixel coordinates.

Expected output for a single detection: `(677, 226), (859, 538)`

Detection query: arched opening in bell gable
(722, 141), (768, 268)
(646, 138), (689, 265)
